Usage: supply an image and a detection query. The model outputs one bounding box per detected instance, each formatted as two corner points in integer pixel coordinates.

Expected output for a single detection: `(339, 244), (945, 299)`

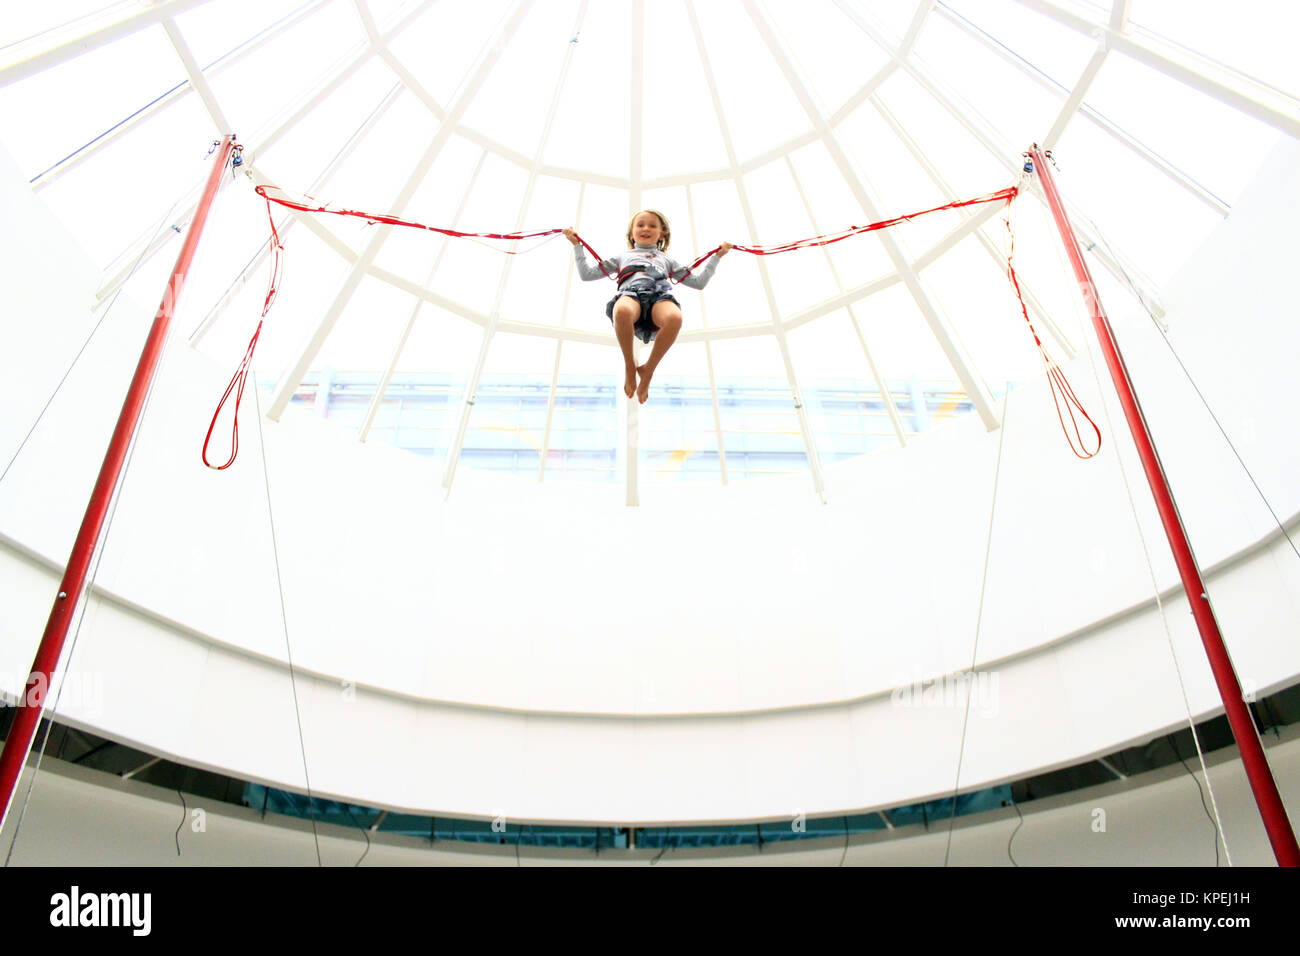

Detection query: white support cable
(32, 0), (332, 192)
(441, 0), (583, 497)
(629, 0), (644, 215)
(191, 81), (405, 345)
(1013, 0), (1300, 139)
(935, 3), (1229, 216)
(684, 184), (729, 484)
(869, 94), (1077, 359)
(750, 0), (1000, 434)
(161, 18), (233, 134)
(95, 184), (206, 304)
(687, 0), (828, 501)
(624, 0), (645, 506)
(0, 0), (213, 87)
(539, 182), (586, 482)
(832, 0), (1166, 321)
(269, 0), (535, 422)
(358, 147), (490, 442)
(626, 351), (640, 506)
(783, 155), (908, 447)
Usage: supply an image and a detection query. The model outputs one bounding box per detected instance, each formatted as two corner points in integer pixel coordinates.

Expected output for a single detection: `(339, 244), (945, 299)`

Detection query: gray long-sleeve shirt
(573, 242), (721, 295)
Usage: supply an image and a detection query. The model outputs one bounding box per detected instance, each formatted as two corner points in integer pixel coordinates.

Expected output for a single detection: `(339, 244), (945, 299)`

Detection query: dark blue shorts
(607, 289), (681, 344)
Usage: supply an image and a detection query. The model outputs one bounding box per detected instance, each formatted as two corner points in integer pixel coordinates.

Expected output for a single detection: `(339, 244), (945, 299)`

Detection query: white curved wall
(2, 138), (1299, 824)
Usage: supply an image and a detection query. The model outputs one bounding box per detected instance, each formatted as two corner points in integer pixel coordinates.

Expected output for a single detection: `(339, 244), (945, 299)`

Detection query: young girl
(564, 210), (731, 403)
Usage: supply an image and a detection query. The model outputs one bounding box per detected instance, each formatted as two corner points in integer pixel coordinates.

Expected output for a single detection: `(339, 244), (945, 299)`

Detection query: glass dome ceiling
(2, 0), (1297, 490)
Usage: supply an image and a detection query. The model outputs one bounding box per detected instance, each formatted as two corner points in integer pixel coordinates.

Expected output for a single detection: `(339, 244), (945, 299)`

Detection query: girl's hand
(718, 241), (732, 257)
(563, 227), (580, 246)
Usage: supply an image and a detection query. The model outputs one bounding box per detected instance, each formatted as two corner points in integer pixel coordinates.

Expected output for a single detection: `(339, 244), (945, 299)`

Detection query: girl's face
(631, 212), (664, 248)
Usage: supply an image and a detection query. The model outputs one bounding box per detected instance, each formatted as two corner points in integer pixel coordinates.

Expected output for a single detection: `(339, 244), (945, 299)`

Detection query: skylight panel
(854, 280), (967, 383)
(458, 0), (577, 161)
(1128, 0), (1300, 103)
(209, 224), (351, 383)
(911, 14), (1065, 160)
(386, 0), (514, 109)
(937, 0), (1100, 93)
(422, 151), (531, 315)
(0, 23), (186, 183)
(204, 0), (365, 141)
(921, 234), (1045, 389)
(762, 0), (891, 117)
(784, 140), (896, 285)
(0, 0), (139, 65)
(741, 160), (840, 318)
(871, 69), (1012, 203)
(847, 0), (918, 46)
(1082, 51), (1282, 209)
(1053, 113), (1225, 287)
(641, 0), (729, 182)
(499, 175), (582, 327)
(690, 0), (819, 164)
(832, 103), (962, 256)
(172, 0), (313, 67)
(539, 0), (630, 180)
(37, 93), (213, 269)
(315, 273), (422, 371)
(684, 177), (767, 329)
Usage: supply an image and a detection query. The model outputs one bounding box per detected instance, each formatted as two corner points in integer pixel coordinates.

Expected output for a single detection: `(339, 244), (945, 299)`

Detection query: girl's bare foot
(623, 365), (637, 399)
(636, 364), (653, 404)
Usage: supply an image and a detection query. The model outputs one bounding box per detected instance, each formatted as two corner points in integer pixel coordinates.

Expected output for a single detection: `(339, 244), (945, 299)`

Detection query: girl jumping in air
(564, 210), (730, 403)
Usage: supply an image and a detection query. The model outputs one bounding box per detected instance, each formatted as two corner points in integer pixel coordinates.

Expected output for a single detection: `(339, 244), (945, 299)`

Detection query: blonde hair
(626, 209), (671, 250)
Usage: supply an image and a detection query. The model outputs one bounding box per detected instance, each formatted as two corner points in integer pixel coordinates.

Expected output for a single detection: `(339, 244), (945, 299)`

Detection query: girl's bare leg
(612, 297), (640, 398)
(637, 300), (683, 403)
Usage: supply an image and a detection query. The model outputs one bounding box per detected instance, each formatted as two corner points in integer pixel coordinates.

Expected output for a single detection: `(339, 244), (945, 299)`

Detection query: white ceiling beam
(833, 0), (1165, 320)
(683, 184), (729, 484)
(755, 0), (999, 431)
(266, 0), (535, 421)
(870, 94), (1076, 359)
(688, 0), (828, 501)
(1013, 0), (1300, 139)
(161, 18), (232, 135)
(0, 0), (214, 87)
(784, 155), (908, 447)
(537, 181), (586, 482)
(441, 0), (585, 497)
(359, 146), (490, 442)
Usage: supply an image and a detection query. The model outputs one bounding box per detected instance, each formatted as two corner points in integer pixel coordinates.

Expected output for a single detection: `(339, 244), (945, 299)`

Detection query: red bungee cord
(1002, 211), (1101, 459)
(207, 181), (1097, 466)
(672, 185), (1021, 278)
(202, 191), (282, 469)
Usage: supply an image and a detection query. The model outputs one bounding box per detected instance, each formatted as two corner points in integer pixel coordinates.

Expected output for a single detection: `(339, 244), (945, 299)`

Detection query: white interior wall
(1, 137), (1298, 824)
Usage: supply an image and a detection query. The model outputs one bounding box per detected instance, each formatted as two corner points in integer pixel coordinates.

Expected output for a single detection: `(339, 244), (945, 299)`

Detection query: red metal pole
(1028, 146), (1298, 866)
(0, 136), (237, 833)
